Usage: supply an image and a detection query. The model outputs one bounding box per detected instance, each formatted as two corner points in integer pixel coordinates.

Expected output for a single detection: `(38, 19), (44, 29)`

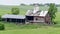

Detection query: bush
(0, 15), (2, 21)
(0, 23), (5, 30)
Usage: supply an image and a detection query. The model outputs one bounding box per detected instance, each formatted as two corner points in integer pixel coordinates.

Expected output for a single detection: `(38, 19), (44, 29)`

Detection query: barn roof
(26, 10), (48, 17)
(2, 14), (25, 19)
(39, 11), (48, 17)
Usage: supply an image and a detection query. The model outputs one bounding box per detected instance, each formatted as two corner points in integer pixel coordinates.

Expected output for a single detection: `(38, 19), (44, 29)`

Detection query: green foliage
(11, 7), (19, 15)
(0, 23), (5, 30)
(0, 15), (2, 21)
(48, 3), (57, 23)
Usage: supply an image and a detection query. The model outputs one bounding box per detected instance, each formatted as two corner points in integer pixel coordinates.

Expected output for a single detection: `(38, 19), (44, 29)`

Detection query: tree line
(20, 3), (60, 7)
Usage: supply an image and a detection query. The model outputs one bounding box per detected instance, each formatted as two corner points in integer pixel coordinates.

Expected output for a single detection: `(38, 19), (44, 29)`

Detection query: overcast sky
(0, 0), (60, 5)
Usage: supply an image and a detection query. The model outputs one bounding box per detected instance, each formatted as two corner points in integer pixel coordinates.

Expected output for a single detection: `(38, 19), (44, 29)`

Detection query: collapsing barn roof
(39, 11), (48, 17)
(2, 14), (25, 19)
(26, 10), (48, 17)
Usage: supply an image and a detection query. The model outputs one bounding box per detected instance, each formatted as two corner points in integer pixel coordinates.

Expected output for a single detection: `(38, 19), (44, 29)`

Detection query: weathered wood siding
(33, 16), (45, 22)
(45, 14), (51, 23)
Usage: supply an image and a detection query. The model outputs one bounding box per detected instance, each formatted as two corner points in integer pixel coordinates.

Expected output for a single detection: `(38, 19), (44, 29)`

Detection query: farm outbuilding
(2, 14), (25, 24)
(26, 10), (51, 23)
(25, 5), (51, 24)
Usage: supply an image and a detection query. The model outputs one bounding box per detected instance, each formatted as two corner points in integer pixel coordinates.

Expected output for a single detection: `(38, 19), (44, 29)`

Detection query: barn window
(35, 17), (45, 22)
(36, 18), (38, 20)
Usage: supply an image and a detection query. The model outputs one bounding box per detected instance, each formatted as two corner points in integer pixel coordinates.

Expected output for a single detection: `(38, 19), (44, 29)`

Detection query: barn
(1, 14), (25, 24)
(26, 11), (51, 23)
(25, 5), (51, 24)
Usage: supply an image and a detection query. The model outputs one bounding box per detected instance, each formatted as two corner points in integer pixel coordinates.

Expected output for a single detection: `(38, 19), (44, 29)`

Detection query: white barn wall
(34, 17), (45, 22)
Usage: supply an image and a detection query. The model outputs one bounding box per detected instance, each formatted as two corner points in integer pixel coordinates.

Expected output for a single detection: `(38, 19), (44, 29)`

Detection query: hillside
(0, 5), (49, 15)
(0, 5), (60, 34)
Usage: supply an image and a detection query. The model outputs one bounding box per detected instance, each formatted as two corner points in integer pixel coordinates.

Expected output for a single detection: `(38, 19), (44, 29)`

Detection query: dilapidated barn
(26, 5), (51, 24)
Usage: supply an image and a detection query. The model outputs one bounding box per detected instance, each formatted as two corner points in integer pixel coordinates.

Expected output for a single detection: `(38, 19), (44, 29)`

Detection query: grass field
(0, 27), (60, 34)
(0, 5), (60, 34)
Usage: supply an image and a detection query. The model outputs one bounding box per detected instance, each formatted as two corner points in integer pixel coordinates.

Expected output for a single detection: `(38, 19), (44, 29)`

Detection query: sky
(0, 0), (60, 5)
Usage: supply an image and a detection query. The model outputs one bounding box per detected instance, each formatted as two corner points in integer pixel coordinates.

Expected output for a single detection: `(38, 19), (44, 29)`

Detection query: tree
(48, 3), (57, 23)
(30, 3), (40, 6)
(11, 8), (19, 15)
(21, 3), (26, 6)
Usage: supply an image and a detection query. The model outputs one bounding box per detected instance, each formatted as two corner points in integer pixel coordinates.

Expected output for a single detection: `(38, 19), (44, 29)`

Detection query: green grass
(0, 27), (60, 34)
(0, 5), (60, 34)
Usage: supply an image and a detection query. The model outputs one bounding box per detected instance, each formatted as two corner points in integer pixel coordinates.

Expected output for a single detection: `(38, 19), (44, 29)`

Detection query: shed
(2, 14), (25, 24)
